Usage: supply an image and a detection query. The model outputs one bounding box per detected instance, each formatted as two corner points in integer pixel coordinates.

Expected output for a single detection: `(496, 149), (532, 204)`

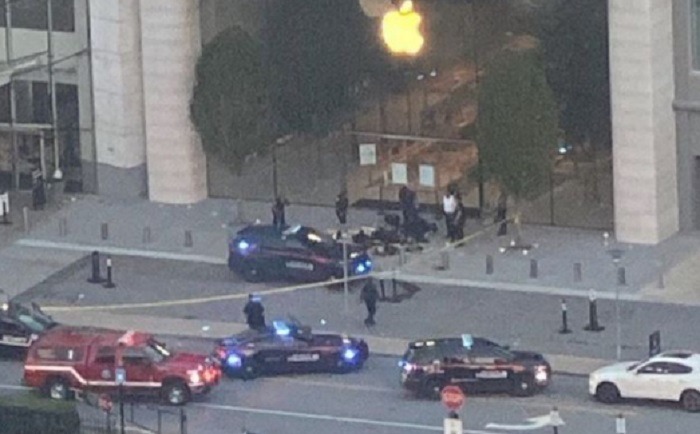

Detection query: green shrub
(0, 392), (80, 434)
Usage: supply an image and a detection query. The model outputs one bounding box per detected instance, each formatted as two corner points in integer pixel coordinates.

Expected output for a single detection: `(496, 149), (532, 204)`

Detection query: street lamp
(608, 248), (624, 361)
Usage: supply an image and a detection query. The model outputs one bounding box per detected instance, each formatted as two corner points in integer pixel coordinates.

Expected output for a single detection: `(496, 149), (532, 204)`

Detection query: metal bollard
(103, 256), (116, 288)
(529, 259), (538, 279)
(87, 251), (103, 284)
(573, 262), (582, 282)
(142, 226), (152, 244)
(559, 299), (571, 334)
(486, 254), (493, 275)
(617, 266), (626, 286)
(58, 217), (68, 237)
(583, 290), (604, 332)
(439, 250), (449, 270)
(22, 206), (29, 233)
(184, 230), (193, 248)
(101, 223), (109, 240)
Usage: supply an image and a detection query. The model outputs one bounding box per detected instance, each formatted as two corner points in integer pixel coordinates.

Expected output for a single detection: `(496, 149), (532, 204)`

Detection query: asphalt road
(21, 255), (700, 362)
(0, 348), (697, 434)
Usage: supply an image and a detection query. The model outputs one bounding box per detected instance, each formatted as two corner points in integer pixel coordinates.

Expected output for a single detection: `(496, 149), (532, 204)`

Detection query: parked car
(589, 351), (700, 412)
(23, 327), (221, 405)
(0, 301), (56, 353)
(399, 335), (551, 398)
(228, 224), (372, 282)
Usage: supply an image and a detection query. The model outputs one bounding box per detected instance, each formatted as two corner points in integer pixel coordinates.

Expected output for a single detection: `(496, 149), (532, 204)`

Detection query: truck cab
(23, 327), (221, 405)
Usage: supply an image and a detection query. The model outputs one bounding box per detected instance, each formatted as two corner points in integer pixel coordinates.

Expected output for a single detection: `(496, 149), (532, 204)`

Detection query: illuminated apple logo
(381, 0), (424, 56)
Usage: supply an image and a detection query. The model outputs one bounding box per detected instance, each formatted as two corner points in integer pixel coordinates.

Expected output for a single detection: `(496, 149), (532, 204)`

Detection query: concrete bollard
(529, 259), (538, 279)
(101, 223), (109, 240)
(184, 230), (193, 248)
(103, 256), (116, 289)
(617, 267), (626, 286)
(1, 201), (10, 225)
(399, 246), (407, 266)
(486, 254), (493, 275)
(87, 251), (103, 284)
(439, 251), (449, 270)
(58, 217), (68, 237)
(22, 206), (29, 233)
(142, 227), (152, 244)
(573, 262), (582, 282)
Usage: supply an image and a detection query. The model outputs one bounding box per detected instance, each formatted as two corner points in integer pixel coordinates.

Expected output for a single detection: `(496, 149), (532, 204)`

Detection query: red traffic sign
(440, 385), (465, 411)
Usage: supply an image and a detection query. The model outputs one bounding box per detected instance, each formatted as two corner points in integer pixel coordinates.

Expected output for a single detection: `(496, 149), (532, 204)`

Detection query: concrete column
(75, 0), (96, 193)
(609, 0), (678, 244)
(139, 0), (207, 204)
(88, 0), (147, 197)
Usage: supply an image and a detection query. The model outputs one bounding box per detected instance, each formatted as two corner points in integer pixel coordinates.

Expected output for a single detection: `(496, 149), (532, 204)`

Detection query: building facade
(0, 0), (696, 244)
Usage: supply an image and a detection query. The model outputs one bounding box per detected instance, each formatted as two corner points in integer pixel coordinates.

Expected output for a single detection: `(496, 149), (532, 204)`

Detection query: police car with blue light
(398, 334), (551, 398)
(213, 318), (369, 378)
(228, 224), (373, 282)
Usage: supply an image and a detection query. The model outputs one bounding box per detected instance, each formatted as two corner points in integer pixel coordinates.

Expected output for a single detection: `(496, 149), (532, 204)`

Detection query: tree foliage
(190, 26), (269, 172)
(477, 49), (559, 202)
(266, 0), (390, 133)
(539, 0), (610, 148)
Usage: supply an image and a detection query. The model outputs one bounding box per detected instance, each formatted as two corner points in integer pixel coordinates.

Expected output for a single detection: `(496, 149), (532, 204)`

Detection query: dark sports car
(228, 224), (372, 282)
(0, 301), (57, 353)
(399, 335), (551, 398)
(213, 319), (369, 378)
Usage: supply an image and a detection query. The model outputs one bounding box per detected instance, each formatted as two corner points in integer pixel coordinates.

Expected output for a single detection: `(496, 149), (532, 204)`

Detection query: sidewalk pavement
(49, 310), (609, 377)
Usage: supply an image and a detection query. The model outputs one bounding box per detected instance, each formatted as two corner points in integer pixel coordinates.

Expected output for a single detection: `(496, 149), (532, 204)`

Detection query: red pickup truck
(23, 326), (221, 405)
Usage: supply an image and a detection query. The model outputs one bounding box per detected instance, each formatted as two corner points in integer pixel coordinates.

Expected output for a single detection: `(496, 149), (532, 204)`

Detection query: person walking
(272, 197), (287, 229)
(335, 190), (349, 225)
(453, 192), (466, 243)
(495, 192), (507, 236)
(360, 279), (379, 327)
(443, 188), (457, 242)
(243, 294), (266, 331)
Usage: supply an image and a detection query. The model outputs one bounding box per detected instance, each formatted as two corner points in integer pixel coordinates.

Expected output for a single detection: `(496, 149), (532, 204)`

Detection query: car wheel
(511, 375), (535, 397)
(595, 382), (621, 404)
(241, 363), (258, 380)
(681, 390), (700, 412)
(162, 381), (190, 406)
(242, 264), (263, 283)
(45, 377), (70, 400)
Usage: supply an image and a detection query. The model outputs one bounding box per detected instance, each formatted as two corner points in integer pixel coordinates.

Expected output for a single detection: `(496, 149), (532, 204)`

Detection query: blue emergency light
(342, 348), (358, 362)
(272, 321), (291, 337)
(226, 353), (242, 368)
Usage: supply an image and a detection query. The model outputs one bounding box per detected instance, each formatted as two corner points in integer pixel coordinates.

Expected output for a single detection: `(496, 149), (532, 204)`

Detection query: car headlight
(342, 348), (358, 362)
(226, 353), (243, 368)
(188, 370), (201, 384)
(534, 365), (548, 383)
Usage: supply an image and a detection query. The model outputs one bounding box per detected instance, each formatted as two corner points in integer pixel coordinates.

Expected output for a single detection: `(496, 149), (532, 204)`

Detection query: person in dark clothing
(335, 191), (349, 225)
(272, 197), (287, 229)
(398, 186), (417, 225)
(243, 294), (266, 331)
(453, 193), (466, 242)
(32, 174), (46, 210)
(360, 279), (379, 326)
(495, 193), (507, 236)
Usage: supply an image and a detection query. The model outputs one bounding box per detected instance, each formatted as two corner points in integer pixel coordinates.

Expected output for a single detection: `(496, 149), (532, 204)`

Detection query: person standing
(243, 294), (266, 331)
(453, 192), (466, 242)
(495, 192), (507, 236)
(272, 197), (287, 229)
(443, 188), (457, 242)
(360, 279), (379, 327)
(335, 190), (349, 225)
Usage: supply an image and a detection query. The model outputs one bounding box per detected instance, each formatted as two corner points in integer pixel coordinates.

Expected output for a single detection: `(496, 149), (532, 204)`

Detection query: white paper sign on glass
(359, 143), (377, 166)
(391, 163), (408, 184)
(419, 164), (435, 187)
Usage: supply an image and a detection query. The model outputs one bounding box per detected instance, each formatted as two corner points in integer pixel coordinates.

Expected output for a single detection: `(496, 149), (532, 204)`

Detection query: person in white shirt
(443, 190), (457, 241)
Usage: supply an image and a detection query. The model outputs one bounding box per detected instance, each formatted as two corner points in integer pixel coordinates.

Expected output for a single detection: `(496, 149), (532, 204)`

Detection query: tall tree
(477, 48), (559, 229)
(266, 0), (389, 134)
(190, 26), (269, 172)
(539, 0), (610, 149)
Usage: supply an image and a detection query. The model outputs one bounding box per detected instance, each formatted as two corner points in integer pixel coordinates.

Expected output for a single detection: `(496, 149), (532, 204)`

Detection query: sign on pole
(359, 144), (377, 166)
(443, 417), (463, 434)
(440, 385), (465, 412)
(115, 367), (126, 386)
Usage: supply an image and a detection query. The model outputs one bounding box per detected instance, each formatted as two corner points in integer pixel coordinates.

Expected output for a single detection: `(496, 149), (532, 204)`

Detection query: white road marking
(194, 402), (498, 434)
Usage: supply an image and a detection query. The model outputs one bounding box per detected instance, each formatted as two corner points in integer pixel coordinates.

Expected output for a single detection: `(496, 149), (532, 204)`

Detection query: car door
(468, 347), (512, 393)
(282, 236), (315, 280)
(624, 362), (673, 400)
(121, 346), (158, 389)
(85, 346), (118, 393)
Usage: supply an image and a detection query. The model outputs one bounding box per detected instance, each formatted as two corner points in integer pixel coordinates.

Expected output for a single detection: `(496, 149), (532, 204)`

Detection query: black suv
(399, 335), (551, 398)
(228, 224), (372, 282)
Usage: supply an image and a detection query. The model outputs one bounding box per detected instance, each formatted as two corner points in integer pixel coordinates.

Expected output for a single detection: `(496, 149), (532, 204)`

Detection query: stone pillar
(609, 0), (678, 244)
(139, 0), (207, 204)
(75, 0), (96, 193)
(88, 0), (147, 198)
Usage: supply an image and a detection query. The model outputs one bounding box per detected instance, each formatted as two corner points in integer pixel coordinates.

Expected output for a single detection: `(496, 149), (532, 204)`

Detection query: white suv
(589, 351), (700, 412)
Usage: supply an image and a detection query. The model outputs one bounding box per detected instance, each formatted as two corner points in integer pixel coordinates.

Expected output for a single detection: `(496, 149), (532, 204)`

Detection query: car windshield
(146, 340), (171, 363)
(16, 312), (56, 333)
